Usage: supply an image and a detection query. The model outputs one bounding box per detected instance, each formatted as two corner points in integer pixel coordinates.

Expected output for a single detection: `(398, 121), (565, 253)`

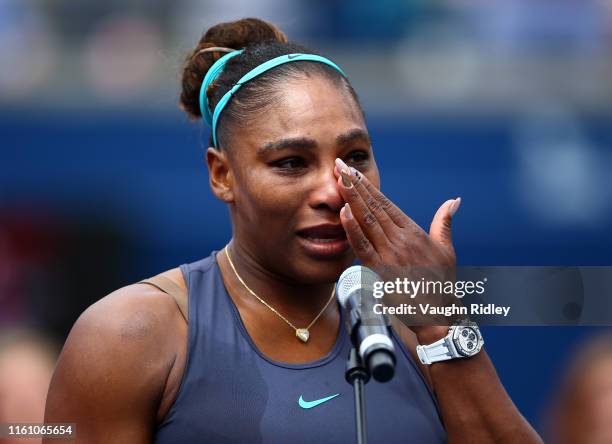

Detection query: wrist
(414, 325), (449, 345)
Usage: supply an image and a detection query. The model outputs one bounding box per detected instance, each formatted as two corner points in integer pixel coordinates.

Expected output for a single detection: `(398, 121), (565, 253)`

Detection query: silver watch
(416, 320), (484, 365)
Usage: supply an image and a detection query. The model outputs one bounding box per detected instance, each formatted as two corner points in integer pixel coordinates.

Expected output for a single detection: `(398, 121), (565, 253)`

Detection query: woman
(45, 18), (541, 443)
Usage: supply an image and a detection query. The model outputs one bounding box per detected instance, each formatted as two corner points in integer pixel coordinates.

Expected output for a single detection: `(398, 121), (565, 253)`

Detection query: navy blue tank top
(154, 251), (447, 444)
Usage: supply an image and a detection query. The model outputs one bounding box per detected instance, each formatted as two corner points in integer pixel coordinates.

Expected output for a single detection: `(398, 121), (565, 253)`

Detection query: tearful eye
(272, 157), (307, 170)
(345, 150), (370, 166)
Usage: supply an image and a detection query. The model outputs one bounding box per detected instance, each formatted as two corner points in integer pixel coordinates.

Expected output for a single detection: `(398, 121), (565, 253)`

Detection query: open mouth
(297, 224), (347, 242)
(296, 224), (349, 257)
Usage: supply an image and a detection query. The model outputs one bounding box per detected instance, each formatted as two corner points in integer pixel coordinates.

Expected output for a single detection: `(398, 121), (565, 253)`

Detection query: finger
(348, 166), (409, 229)
(346, 168), (399, 238)
(348, 166), (432, 248)
(335, 158), (397, 243)
(340, 203), (381, 265)
(336, 170), (390, 249)
(429, 197), (461, 248)
(336, 158), (423, 236)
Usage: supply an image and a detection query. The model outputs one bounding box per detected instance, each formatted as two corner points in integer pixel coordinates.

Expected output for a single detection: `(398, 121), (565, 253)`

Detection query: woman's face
(225, 75), (380, 283)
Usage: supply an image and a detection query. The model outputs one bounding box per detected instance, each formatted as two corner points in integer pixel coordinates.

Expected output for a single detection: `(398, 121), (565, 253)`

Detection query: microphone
(337, 265), (396, 382)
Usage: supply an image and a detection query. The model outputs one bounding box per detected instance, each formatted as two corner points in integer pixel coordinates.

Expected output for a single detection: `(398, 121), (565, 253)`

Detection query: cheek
(364, 164), (381, 189)
(237, 170), (305, 220)
(367, 173), (381, 189)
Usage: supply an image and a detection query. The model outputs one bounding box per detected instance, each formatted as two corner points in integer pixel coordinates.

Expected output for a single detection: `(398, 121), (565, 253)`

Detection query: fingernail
(349, 167), (361, 181)
(448, 197), (462, 217)
(344, 203), (353, 219)
(335, 158), (349, 173)
(340, 170), (353, 188)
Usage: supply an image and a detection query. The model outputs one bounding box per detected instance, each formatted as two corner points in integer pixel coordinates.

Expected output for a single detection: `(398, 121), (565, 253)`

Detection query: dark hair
(179, 18), (363, 149)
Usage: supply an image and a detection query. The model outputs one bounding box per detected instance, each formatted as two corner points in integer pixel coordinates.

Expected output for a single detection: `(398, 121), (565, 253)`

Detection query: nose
(307, 163), (345, 212)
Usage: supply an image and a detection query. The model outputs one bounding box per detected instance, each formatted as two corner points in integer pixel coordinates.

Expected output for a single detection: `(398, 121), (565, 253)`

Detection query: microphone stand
(344, 311), (395, 444)
(345, 347), (369, 444)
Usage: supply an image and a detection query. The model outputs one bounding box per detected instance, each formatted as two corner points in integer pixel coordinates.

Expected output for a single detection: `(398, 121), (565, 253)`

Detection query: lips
(297, 224), (347, 242)
(296, 224), (349, 258)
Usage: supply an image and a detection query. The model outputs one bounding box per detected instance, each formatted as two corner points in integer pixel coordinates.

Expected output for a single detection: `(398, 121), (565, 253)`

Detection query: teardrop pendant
(296, 328), (310, 343)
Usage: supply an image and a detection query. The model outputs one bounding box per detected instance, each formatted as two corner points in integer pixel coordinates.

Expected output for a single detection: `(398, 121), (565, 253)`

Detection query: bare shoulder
(72, 272), (185, 351)
(44, 269), (188, 443)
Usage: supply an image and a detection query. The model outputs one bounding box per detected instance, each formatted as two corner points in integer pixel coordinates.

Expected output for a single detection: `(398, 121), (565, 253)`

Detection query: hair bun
(180, 18), (288, 120)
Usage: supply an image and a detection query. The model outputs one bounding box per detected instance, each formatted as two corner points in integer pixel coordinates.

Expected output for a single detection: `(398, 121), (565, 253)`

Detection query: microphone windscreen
(337, 265), (380, 308)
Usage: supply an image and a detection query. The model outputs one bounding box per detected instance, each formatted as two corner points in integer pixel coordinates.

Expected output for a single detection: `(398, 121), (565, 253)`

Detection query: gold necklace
(224, 245), (336, 343)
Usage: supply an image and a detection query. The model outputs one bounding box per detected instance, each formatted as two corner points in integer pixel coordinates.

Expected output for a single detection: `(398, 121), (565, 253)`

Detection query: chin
(294, 249), (355, 284)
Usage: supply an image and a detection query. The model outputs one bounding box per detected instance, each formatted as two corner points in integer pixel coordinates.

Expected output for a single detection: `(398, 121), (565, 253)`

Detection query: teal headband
(199, 52), (348, 148)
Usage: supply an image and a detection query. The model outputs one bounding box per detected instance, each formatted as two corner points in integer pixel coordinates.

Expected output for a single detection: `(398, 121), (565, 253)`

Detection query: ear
(206, 147), (234, 203)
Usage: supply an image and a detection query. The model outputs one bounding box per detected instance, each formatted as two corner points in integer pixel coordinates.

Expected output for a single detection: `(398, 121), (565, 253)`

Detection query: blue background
(2, 110), (610, 429)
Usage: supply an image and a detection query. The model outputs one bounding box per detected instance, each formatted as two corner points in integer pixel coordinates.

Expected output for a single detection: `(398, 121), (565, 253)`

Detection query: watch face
(452, 325), (483, 357)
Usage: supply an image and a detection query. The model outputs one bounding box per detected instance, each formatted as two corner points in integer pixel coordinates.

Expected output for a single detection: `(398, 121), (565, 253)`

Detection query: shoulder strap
(139, 274), (188, 324)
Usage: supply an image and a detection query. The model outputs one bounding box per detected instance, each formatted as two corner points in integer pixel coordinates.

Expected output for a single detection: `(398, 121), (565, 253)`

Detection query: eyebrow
(257, 137), (317, 157)
(336, 128), (371, 147)
(257, 128), (371, 157)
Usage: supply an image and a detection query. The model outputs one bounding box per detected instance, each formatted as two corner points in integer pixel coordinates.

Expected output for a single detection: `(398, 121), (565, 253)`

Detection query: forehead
(239, 75), (367, 150)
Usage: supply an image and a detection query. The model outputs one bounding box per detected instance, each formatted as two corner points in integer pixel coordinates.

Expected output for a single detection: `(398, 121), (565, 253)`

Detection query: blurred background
(1, 0), (611, 441)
